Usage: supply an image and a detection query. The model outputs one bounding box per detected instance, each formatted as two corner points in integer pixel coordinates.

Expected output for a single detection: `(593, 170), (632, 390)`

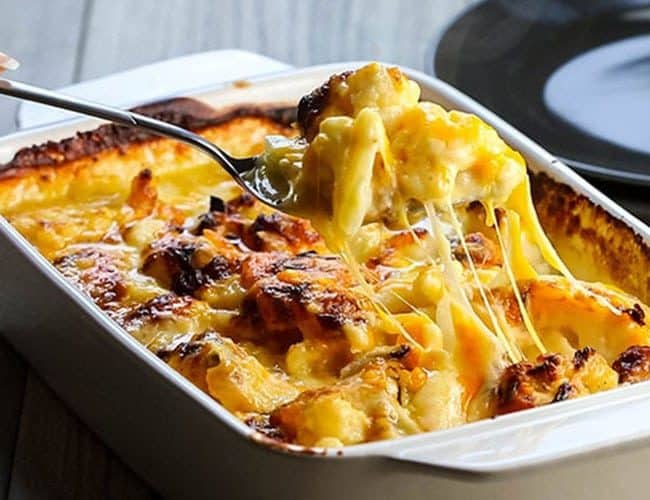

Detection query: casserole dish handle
(385, 385), (650, 475)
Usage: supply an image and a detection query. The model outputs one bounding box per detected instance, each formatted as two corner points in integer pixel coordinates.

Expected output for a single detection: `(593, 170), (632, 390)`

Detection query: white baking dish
(2, 62), (650, 499)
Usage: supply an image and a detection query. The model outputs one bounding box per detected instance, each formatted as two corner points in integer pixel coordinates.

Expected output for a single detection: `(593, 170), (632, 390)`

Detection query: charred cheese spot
(297, 70), (353, 141)
(191, 195), (259, 239)
(496, 348), (617, 415)
(193, 209), (247, 238)
(54, 245), (133, 308)
(141, 231), (238, 296)
(118, 292), (221, 351)
(243, 212), (326, 253)
(239, 252), (347, 289)
(123, 292), (196, 325)
(242, 253), (369, 340)
(612, 345), (650, 384)
(621, 303), (646, 326)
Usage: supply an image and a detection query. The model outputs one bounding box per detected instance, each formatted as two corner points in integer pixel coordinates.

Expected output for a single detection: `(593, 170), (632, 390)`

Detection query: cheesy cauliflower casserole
(2, 64), (650, 448)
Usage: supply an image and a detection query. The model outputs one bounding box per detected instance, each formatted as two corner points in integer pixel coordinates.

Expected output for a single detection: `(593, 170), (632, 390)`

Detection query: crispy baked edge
(0, 97), (296, 179)
(532, 171), (650, 302)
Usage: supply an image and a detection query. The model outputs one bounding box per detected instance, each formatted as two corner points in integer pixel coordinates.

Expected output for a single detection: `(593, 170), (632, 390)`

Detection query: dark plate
(433, 0), (650, 185)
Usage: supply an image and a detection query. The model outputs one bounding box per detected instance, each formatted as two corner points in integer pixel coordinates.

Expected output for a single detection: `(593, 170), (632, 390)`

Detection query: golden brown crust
(157, 330), (226, 391)
(141, 231), (239, 296)
(1, 99), (295, 177)
(496, 347), (615, 415)
(124, 293), (197, 326)
(296, 71), (351, 141)
(497, 354), (566, 414)
(239, 252), (367, 341)
(367, 228), (429, 269)
(239, 252), (348, 289)
(0, 106), (297, 216)
(54, 246), (130, 308)
(531, 172), (650, 303)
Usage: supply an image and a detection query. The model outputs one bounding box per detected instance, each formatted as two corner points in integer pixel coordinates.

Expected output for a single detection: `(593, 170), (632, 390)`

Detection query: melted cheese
(261, 62), (649, 416)
(262, 63), (552, 365)
(3, 67), (650, 448)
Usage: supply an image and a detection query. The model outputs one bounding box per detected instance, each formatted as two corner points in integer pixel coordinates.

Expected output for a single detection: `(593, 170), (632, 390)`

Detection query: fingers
(0, 52), (20, 73)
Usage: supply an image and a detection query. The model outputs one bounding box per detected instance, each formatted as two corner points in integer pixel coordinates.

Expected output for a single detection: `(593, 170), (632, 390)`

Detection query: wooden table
(0, 1), (475, 497)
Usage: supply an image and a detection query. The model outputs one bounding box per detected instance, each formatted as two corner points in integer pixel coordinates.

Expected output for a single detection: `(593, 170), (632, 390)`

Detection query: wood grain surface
(0, 1), (474, 498)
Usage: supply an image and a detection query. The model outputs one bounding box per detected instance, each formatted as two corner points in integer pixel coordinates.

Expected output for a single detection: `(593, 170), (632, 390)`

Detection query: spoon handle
(0, 78), (246, 182)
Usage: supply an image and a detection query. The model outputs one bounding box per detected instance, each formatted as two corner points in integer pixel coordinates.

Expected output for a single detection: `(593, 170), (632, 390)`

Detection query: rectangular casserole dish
(2, 62), (650, 499)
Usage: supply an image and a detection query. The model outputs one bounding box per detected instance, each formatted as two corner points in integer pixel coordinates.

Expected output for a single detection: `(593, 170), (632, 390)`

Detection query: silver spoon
(0, 76), (288, 209)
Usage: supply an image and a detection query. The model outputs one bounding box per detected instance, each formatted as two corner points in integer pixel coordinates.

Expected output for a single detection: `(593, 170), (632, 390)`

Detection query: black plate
(433, 0), (650, 185)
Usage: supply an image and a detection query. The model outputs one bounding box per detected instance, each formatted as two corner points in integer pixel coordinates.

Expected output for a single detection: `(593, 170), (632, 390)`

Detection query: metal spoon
(0, 76), (287, 209)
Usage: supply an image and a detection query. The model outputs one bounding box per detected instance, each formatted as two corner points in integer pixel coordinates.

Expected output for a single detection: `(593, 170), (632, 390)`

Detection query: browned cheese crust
(296, 71), (354, 141)
(496, 348), (616, 414)
(531, 171), (650, 303)
(2, 99), (295, 174)
(612, 345), (650, 384)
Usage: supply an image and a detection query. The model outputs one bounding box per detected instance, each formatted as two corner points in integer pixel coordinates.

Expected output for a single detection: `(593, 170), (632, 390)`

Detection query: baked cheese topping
(2, 69), (650, 449)
(260, 64), (572, 366)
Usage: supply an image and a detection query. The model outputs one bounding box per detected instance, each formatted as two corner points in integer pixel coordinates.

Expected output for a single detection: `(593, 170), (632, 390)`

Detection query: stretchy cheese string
(424, 201), (517, 362)
(447, 203), (522, 362)
(303, 119), (425, 350)
(424, 203), (470, 307)
(507, 183), (622, 317)
(340, 241), (423, 349)
(407, 223), (424, 251)
(388, 289), (434, 322)
(492, 206), (547, 355)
